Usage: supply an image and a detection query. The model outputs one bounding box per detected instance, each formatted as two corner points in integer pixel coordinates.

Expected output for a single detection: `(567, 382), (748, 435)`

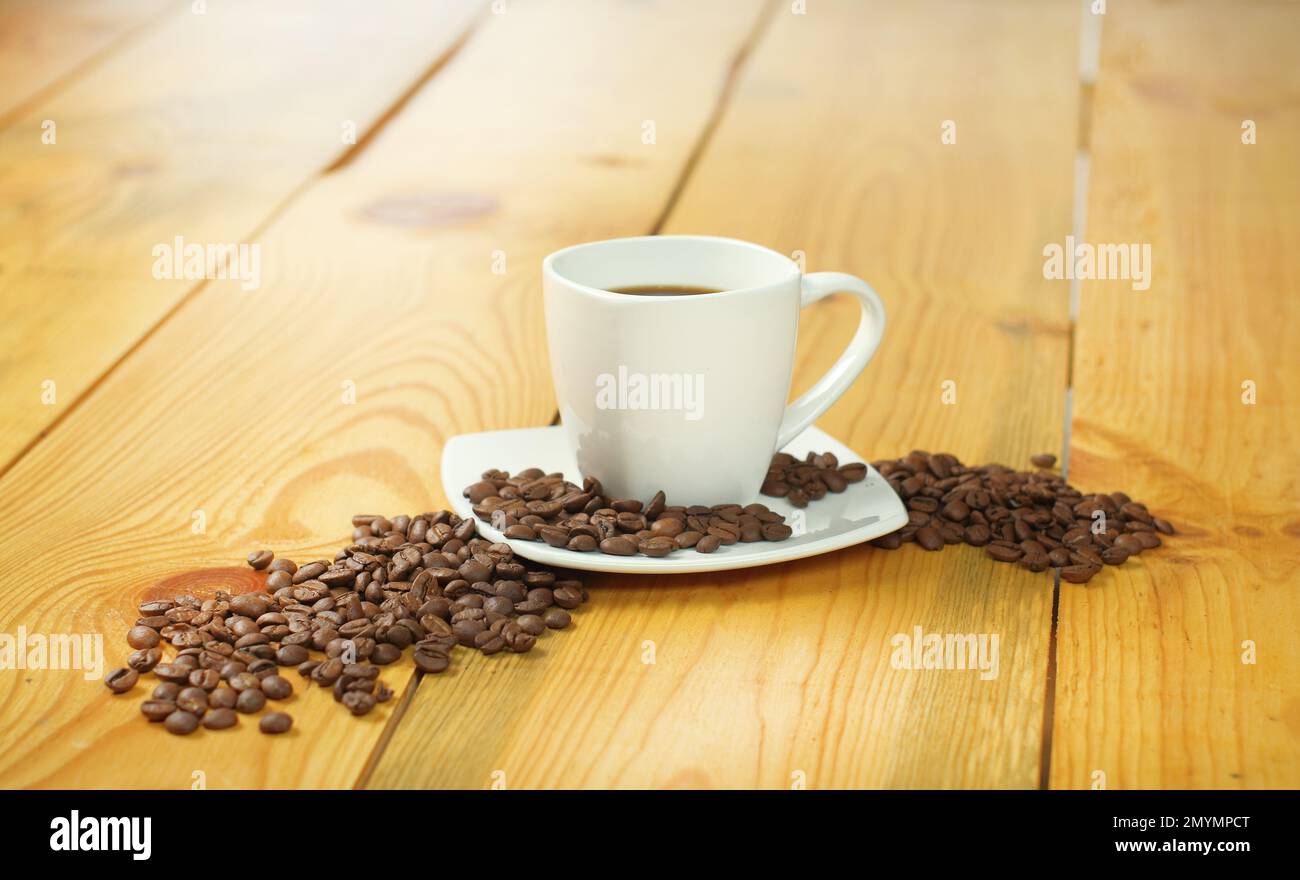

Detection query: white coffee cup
(543, 235), (885, 506)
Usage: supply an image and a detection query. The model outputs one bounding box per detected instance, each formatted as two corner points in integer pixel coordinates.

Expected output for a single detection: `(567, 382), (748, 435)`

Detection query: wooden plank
(0, 0), (768, 788)
(0, 0), (484, 469)
(0, 0), (174, 121)
(370, 0), (1081, 789)
(1051, 0), (1300, 789)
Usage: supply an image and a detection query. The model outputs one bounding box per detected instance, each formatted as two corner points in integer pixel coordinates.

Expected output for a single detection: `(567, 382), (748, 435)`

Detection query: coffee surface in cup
(606, 284), (722, 296)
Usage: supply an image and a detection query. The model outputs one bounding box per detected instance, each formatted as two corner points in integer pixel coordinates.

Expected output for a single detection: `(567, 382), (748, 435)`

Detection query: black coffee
(606, 284), (722, 296)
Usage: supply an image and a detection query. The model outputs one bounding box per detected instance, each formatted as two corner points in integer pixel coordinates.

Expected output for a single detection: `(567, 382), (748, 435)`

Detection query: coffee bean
(1061, 564), (1100, 584)
(188, 668), (220, 691)
(209, 687), (237, 710)
(368, 643), (399, 665)
(153, 682), (181, 701)
(1100, 546), (1129, 565)
(164, 710), (201, 735)
(177, 687), (208, 715)
(266, 570), (293, 591)
(228, 672), (260, 692)
(127, 647), (162, 673)
(104, 668), (138, 694)
(413, 650), (449, 674)
(267, 558), (298, 575)
(141, 700), (176, 722)
(341, 691), (376, 716)
(761, 523), (794, 541)
(261, 675), (292, 700)
(1030, 453), (1056, 469)
(1134, 531), (1162, 550)
(599, 536), (636, 556)
(694, 534), (721, 554)
(275, 644), (309, 666)
(506, 630), (536, 653)
(542, 608), (571, 629)
(986, 544), (1024, 563)
(638, 536), (676, 557)
(126, 625), (160, 650)
(260, 712), (293, 734)
(247, 550), (274, 570)
(915, 527), (944, 551)
(474, 631), (506, 654)
(236, 688), (266, 713)
(203, 708), (238, 730)
(511, 614), (543, 637)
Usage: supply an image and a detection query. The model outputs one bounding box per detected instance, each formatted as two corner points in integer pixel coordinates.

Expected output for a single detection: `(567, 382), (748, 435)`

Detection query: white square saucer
(441, 425), (907, 574)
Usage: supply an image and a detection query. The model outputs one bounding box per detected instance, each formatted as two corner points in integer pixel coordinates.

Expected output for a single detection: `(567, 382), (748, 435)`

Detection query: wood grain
(0, 0), (768, 788)
(1050, 0), (1300, 789)
(0, 0), (174, 121)
(0, 0), (484, 469)
(369, 0), (1081, 789)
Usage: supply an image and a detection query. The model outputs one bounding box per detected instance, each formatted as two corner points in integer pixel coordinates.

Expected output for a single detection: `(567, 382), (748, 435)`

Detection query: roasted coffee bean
(1061, 564), (1100, 584)
(247, 550), (274, 570)
(1134, 531), (1162, 550)
(266, 570), (293, 591)
(761, 523), (793, 541)
(370, 643), (401, 665)
(695, 534), (721, 554)
(141, 699), (176, 722)
(228, 672), (260, 692)
(1100, 546), (1129, 565)
(477, 633), (507, 655)
(542, 608), (571, 629)
(342, 691), (377, 716)
(275, 644), (309, 666)
(505, 629), (536, 653)
(127, 647), (162, 673)
(164, 710), (201, 735)
(986, 544), (1024, 563)
(236, 688), (267, 713)
(267, 558), (298, 575)
(260, 712), (293, 734)
(915, 527), (944, 551)
(513, 614), (544, 637)
(153, 682), (181, 701)
(599, 536), (637, 556)
(209, 687), (238, 710)
(413, 650), (449, 674)
(1030, 453), (1056, 469)
(312, 658), (344, 686)
(188, 668), (220, 691)
(126, 625), (160, 650)
(203, 708), (238, 730)
(176, 687), (208, 715)
(261, 675), (293, 700)
(104, 668), (139, 694)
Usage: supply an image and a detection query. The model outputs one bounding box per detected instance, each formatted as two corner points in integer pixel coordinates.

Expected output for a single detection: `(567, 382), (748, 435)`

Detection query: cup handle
(776, 271), (887, 449)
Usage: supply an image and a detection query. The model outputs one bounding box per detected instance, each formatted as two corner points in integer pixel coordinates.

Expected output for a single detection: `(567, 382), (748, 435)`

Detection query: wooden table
(0, 0), (1295, 790)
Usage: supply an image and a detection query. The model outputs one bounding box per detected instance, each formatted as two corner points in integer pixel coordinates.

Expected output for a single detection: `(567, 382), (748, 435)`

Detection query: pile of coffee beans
(464, 468), (813, 557)
(866, 450), (1174, 583)
(760, 451), (869, 507)
(104, 509), (587, 733)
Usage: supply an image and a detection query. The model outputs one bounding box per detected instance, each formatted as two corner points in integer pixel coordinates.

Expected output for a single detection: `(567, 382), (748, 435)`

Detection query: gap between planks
(1038, 0), (1104, 791)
